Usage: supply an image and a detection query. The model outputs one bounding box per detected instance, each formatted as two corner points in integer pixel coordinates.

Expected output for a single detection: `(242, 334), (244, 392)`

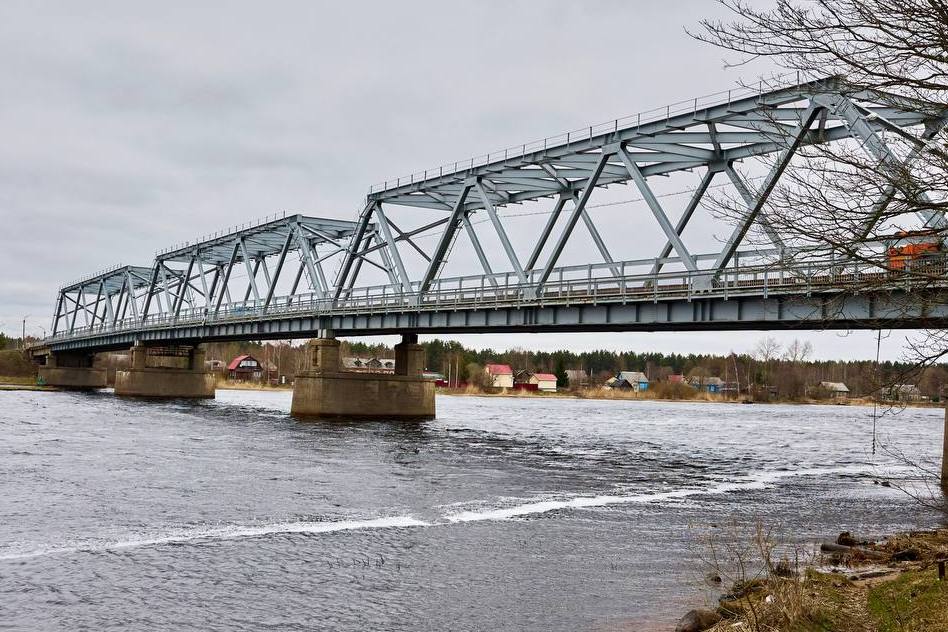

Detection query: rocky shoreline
(671, 528), (948, 631)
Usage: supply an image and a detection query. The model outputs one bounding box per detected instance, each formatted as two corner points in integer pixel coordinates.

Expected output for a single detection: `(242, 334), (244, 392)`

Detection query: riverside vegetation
(200, 337), (948, 403)
(676, 527), (948, 632)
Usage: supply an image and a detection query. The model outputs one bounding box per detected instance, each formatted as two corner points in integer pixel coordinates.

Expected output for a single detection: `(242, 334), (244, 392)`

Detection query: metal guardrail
(44, 252), (947, 343)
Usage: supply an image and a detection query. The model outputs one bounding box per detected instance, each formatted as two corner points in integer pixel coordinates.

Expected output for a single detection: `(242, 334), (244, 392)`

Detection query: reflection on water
(1, 389), (943, 630)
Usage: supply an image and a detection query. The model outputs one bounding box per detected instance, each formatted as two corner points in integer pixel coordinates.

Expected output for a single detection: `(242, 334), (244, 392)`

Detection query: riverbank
(436, 386), (942, 409)
(217, 380), (292, 391)
(677, 528), (948, 632)
(221, 379), (942, 408)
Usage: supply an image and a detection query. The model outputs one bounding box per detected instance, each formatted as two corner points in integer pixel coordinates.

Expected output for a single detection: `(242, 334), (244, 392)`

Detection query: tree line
(199, 336), (948, 400)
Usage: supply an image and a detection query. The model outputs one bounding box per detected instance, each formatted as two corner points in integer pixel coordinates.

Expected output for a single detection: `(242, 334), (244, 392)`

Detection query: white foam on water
(0, 463), (886, 560)
(444, 463), (879, 523)
(0, 516), (429, 561)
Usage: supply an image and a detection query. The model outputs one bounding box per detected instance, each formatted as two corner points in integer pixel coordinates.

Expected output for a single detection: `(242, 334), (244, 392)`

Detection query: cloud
(1, 1), (895, 360)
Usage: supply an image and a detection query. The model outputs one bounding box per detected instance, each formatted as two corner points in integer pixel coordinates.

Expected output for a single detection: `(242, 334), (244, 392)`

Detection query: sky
(0, 0), (921, 360)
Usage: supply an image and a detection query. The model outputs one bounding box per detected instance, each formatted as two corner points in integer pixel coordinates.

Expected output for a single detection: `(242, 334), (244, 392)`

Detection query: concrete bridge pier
(114, 343), (215, 398)
(37, 351), (107, 389)
(291, 333), (435, 419)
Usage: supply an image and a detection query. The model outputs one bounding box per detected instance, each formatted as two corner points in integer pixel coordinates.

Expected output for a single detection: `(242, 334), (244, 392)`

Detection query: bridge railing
(44, 251), (947, 343)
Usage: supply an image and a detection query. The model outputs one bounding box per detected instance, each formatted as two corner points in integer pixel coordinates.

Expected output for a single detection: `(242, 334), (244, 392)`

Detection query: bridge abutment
(291, 334), (435, 419)
(114, 343), (215, 398)
(37, 351), (107, 389)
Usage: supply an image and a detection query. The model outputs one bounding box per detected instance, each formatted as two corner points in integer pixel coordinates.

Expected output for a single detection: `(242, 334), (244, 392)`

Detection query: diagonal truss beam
(817, 93), (948, 233)
(420, 185), (473, 294)
(711, 102), (823, 275)
(475, 179), (527, 284)
(461, 213), (499, 287)
(295, 224), (325, 299)
(332, 201), (374, 300)
(214, 242), (241, 316)
(373, 203), (413, 295)
(618, 146), (698, 272)
(650, 169), (716, 276)
(535, 152), (611, 290)
(265, 227), (296, 309)
(526, 193), (570, 272)
(724, 165), (787, 251)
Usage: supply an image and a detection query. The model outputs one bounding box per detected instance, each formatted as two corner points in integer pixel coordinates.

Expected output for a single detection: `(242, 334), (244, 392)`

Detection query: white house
(528, 372), (558, 392)
(484, 363), (514, 388)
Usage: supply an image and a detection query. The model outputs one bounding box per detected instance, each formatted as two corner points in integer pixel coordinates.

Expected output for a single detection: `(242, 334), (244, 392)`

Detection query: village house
(485, 363), (514, 388)
(607, 371), (649, 392)
(565, 369), (589, 388)
(342, 357), (395, 373)
(818, 381), (850, 399)
(527, 372), (558, 392)
(688, 375), (724, 393)
(227, 354), (263, 381)
(889, 384), (922, 402)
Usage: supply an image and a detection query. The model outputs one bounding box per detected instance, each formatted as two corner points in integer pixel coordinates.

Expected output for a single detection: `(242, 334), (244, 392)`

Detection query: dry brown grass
(700, 527), (948, 632)
(215, 378), (292, 391)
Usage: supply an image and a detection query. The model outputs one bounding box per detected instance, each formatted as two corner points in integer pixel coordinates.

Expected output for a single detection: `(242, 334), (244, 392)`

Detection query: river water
(1, 390), (944, 631)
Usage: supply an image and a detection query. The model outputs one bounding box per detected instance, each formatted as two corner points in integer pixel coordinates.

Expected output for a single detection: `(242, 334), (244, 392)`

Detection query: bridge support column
(37, 351), (107, 389)
(291, 334), (435, 419)
(114, 343), (215, 398)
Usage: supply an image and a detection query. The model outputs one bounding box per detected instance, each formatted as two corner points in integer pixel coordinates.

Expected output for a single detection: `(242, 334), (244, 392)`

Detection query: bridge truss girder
(141, 214), (362, 324)
(46, 75), (948, 346)
(332, 76), (945, 301)
(51, 265), (154, 336)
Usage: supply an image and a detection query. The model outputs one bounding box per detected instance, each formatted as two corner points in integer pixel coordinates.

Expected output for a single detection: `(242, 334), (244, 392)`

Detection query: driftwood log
(820, 542), (888, 560)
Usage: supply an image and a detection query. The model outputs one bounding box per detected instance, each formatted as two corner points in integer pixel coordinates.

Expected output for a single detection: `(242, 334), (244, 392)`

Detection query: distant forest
(200, 336), (948, 400)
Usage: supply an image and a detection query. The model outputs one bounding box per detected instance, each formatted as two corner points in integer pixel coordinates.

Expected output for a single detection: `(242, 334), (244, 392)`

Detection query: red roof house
(484, 363), (514, 388)
(227, 354), (264, 381)
(529, 373), (558, 392)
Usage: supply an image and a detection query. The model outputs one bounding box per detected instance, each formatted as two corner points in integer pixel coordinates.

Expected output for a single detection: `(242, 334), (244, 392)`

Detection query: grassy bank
(696, 529), (948, 632)
(216, 379), (292, 391)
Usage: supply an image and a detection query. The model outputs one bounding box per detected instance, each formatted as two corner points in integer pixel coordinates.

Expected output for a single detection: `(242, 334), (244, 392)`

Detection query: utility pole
(21, 315), (29, 350)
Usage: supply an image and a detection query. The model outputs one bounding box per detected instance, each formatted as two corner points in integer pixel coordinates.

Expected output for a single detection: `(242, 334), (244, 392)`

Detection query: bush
(0, 350), (36, 378)
(648, 381), (697, 400)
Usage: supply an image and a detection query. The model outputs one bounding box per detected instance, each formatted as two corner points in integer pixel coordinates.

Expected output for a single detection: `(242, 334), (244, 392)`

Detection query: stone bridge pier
(37, 350), (107, 389)
(114, 343), (215, 398)
(291, 333), (435, 419)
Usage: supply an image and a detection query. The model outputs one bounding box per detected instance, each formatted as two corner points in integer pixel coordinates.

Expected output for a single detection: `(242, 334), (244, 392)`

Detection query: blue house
(689, 376), (724, 393)
(610, 371), (649, 392)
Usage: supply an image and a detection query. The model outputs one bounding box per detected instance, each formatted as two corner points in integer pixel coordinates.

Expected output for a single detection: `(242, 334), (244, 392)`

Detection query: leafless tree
(692, 1), (948, 356)
(782, 338), (813, 363)
(695, 0), (948, 504)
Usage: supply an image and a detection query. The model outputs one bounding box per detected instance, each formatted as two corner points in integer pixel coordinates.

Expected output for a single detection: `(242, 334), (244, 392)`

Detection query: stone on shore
(675, 608), (721, 632)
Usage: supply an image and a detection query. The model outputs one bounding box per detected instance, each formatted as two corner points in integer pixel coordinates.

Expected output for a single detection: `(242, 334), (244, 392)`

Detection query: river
(1, 389), (944, 630)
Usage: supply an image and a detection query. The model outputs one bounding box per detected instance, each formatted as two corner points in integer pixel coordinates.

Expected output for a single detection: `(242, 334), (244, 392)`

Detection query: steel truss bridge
(43, 75), (948, 352)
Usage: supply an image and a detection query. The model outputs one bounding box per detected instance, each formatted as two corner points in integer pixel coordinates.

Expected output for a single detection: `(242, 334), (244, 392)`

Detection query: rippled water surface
(1, 390), (944, 630)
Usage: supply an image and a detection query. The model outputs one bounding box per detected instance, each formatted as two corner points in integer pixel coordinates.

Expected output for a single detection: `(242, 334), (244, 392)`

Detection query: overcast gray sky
(0, 1), (919, 360)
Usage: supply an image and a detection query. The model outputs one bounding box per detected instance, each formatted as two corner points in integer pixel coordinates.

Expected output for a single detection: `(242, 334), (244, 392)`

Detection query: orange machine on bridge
(885, 230), (944, 270)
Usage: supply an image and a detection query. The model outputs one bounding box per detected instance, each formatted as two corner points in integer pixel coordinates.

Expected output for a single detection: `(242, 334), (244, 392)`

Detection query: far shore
(2, 375), (940, 410)
(214, 379), (943, 409)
